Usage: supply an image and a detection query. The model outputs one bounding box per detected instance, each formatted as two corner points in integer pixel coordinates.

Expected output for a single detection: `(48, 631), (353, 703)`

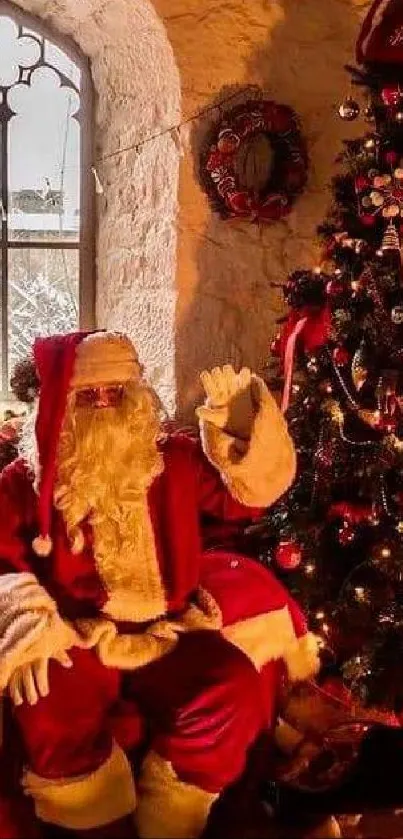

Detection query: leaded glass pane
(0, 7), (91, 397)
(8, 247), (79, 372)
(8, 66), (80, 243)
(0, 13), (81, 246)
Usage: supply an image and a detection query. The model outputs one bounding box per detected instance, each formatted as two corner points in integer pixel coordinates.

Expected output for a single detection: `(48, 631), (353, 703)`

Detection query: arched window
(0, 0), (94, 397)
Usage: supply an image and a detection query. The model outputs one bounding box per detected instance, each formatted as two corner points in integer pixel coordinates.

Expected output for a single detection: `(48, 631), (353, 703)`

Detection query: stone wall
(155, 0), (371, 419)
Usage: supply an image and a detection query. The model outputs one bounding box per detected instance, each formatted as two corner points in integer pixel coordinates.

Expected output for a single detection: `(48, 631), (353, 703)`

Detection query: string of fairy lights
(90, 84), (262, 195)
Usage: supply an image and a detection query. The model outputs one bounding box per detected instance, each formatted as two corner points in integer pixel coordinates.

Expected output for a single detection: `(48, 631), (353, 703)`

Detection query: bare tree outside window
(0, 1), (94, 397)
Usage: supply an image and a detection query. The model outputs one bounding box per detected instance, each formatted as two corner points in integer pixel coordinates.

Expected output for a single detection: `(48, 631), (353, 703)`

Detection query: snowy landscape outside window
(0, 1), (94, 397)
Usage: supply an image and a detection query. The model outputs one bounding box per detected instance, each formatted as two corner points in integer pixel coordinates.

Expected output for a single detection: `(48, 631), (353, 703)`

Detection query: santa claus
(0, 331), (319, 839)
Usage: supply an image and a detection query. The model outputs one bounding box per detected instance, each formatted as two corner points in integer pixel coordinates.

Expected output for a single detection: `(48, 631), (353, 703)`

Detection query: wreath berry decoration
(201, 99), (308, 223)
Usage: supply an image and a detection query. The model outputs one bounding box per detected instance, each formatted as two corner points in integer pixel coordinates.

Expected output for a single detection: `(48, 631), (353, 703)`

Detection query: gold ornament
(382, 204), (400, 218)
(374, 174), (392, 187)
(385, 433), (403, 453)
(381, 221), (400, 252)
(370, 190), (384, 207)
(338, 97), (360, 121)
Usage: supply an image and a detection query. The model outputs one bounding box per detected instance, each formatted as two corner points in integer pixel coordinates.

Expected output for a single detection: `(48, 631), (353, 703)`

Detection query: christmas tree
(251, 0), (403, 718)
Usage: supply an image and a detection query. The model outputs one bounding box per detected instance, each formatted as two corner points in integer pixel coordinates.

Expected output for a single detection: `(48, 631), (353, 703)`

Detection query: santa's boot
(135, 752), (218, 839)
(23, 744), (136, 839)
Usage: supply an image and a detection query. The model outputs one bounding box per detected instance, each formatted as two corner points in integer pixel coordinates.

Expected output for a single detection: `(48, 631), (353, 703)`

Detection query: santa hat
(356, 0), (403, 67)
(32, 330), (141, 557)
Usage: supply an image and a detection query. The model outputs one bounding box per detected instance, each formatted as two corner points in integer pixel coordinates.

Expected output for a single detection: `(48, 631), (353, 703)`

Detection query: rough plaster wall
(155, 0), (372, 420)
(12, 0), (181, 416)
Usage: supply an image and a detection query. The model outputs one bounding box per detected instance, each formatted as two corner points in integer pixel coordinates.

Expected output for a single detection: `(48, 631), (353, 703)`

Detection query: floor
(204, 735), (403, 839)
(2, 730), (403, 838)
(208, 790), (403, 839)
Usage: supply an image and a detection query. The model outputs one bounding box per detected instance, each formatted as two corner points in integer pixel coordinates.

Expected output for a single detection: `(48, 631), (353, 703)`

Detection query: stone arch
(11, 0), (181, 415)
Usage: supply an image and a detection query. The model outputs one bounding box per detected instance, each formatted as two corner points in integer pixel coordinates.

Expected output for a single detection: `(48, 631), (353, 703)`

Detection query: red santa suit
(0, 332), (319, 839)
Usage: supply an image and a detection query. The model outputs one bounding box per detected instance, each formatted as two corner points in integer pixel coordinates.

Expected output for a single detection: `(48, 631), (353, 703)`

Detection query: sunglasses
(75, 385), (125, 409)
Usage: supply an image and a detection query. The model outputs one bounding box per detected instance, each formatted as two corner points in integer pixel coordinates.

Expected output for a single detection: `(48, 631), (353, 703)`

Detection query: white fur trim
(283, 631), (321, 682)
(98, 496), (167, 623)
(223, 608), (320, 680)
(199, 379), (296, 508)
(222, 606), (295, 670)
(136, 751), (218, 839)
(77, 590), (222, 671)
(23, 741), (136, 829)
(76, 617), (178, 670)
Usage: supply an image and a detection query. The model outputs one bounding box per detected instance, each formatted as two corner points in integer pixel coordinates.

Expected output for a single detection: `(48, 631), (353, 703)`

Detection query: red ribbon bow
(278, 305), (332, 412)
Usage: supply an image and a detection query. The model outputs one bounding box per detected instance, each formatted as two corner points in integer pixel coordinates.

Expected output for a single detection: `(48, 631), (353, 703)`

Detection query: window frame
(0, 0), (95, 398)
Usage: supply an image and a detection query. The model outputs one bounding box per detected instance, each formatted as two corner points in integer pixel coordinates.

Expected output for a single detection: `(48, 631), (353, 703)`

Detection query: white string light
(170, 127), (183, 155)
(91, 167), (104, 195)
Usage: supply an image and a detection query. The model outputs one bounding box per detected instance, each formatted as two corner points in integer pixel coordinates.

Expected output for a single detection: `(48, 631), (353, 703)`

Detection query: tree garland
(201, 99), (308, 223)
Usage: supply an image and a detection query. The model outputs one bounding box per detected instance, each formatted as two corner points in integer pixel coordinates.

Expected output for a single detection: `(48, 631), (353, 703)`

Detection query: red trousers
(13, 630), (281, 794)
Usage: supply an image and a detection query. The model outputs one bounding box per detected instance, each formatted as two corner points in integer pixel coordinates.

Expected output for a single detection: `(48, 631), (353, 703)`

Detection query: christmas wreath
(201, 99), (308, 222)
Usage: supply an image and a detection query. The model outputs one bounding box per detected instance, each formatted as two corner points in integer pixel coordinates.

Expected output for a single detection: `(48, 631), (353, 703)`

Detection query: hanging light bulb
(91, 167), (104, 195)
(338, 96), (360, 121)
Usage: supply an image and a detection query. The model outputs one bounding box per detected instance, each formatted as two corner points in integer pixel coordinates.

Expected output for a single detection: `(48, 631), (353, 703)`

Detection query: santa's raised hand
(196, 364), (295, 508)
(196, 365), (262, 442)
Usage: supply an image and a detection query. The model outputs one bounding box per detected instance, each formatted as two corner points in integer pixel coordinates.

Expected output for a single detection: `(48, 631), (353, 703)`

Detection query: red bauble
(274, 540), (302, 570)
(355, 175), (370, 191)
(359, 213), (376, 227)
(384, 150), (399, 166)
(265, 104), (295, 133)
(332, 346), (350, 366)
(381, 86), (402, 107)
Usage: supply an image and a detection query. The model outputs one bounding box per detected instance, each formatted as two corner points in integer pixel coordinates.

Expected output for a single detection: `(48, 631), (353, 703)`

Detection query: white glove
(0, 574), (87, 694)
(196, 366), (258, 441)
(9, 650), (73, 706)
(197, 367), (294, 508)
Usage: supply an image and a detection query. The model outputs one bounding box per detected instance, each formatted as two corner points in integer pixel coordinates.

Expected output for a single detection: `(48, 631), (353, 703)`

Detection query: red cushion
(200, 550), (293, 626)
